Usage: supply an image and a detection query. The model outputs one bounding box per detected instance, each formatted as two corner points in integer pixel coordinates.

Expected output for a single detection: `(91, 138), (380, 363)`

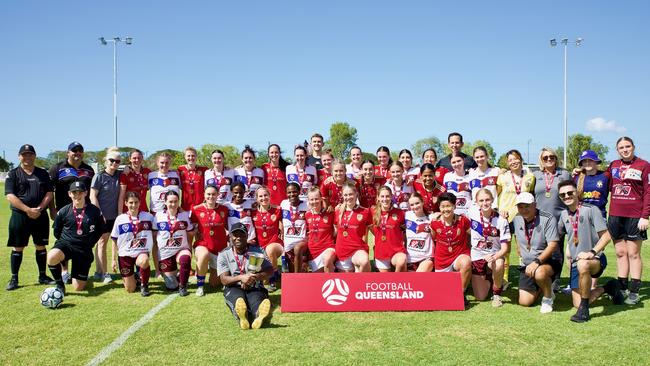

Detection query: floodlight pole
(99, 36), (133, 147)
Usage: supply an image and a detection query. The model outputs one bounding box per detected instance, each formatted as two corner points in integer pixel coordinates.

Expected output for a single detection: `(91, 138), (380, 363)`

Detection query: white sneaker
(491, 295), (503, 308)
(540, 294), (555, 314)
(561, 285), (572, 296)
(62, 271), (71, 284)
(624, 292), (639, 305)
(102, 273), (112, 284)
(196, 286), (205, 297)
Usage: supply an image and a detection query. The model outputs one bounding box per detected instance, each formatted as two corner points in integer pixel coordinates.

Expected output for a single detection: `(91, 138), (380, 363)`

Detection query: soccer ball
(40, 287), (64, 309)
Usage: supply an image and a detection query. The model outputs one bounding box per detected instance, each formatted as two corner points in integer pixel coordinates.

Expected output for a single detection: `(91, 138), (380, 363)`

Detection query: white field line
(86, 293), (178, 366)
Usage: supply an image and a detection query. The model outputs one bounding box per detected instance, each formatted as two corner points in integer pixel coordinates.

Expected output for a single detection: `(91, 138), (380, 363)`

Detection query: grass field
(0, 182), (649, 365)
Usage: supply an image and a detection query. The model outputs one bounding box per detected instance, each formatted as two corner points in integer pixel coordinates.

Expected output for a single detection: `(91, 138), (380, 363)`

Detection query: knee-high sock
(178, 255), (191, 288)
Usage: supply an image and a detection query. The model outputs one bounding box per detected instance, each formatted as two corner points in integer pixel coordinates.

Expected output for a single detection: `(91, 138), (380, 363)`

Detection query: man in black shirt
(5, 144), (56, 290)
(47, 181), (104, 293)
(435, 132), (477, 172)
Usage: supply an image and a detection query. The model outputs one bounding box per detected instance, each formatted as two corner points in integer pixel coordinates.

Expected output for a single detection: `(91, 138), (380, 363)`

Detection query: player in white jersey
(405, 193), (434, 272)
(286, 145), (318, 201)
(468, 188), (510, 307)
(204, 149), (235, 204)
(398, 149), (420, 186)
(225, 182), (256, 243)
(468, 146), (500, 207)
(111, 192), (155, 296)
(152, 191), (194, 296)
(443, 154), (472, 216)
(281, 182), (309, 272)
(345, 146), (363, 180)
(148, 152), (181, 214)
(384, 162), (413, 211)
(233, 145), (265, 205)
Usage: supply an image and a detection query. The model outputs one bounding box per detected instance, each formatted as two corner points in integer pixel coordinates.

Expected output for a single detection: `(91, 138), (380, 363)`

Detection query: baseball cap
(68, 142), (84, 152)
(515, 192), (535, 205)
(578, 150), (601, 166)
(69, 181), (87, 192)
(230, 222), (248, 235)
(18, 144), (36, 155)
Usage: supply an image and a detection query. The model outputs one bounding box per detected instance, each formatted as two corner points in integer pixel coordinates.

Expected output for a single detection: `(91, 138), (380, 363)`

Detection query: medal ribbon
(569, 205), (581, 246)
(232, 248), (247, 274)
(128, 212), (139, 236)
(524, 220), (534, 251)
(510, 172), (523, 195)
(544, 172), (554, 195)
(73, 207), (85, 235)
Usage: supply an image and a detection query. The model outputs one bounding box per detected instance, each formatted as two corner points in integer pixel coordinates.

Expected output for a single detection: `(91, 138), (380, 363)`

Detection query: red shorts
(407, 259), (433, 272)
(159, 257), (178, 272)
(118, 256), (136, 278)
(471, 259), (492, 277)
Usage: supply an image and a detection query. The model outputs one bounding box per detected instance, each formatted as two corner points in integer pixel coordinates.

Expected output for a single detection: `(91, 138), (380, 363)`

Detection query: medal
(544, 172), (554, 199)
(209, 230), (215, 236)
(77, 229), (83, 235)
(381, 235), (387, 241)
(73, 206), (86, 237)
(189, 189), (194, 194)
(545, 191), (551, 198)
(263, 232), (268, 238)
(272, 185), (277, 190)
(343, 231), (349, 237)
(448, 245), (453, 253)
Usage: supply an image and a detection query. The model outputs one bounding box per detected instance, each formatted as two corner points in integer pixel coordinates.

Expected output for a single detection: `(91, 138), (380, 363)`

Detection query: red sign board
(281, 272), (464, 312)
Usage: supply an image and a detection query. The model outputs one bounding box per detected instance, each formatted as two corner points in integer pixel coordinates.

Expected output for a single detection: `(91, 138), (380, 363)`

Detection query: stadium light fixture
(549, 37), (583, 168)
(98, 36), (134, 147)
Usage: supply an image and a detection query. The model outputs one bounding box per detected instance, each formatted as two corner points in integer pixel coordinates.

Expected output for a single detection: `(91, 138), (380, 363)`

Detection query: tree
(326, 122), (358, 160)
(556, 133), (609, 171)
(195, 144), (241, 168)
(411, 136), (445, 163)
(0, 156), (12, 171)
(145, 149), (184, 169)
(496, 153), (509, 169)
(462, 139), (497, 166)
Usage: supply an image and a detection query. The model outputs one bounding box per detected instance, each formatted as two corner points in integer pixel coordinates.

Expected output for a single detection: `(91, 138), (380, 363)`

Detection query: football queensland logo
(321, 279), (350, 306)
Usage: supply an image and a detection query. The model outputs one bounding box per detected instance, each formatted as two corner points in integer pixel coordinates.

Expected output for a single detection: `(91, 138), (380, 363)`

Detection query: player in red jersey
(261, 144), (288, 206)
(178, 147), (208, 212)
(305, 187), (336, 272)
(118, 149), (150, 213)
(374, 146), (392, 180)
(385, 162), (413, 211)
(413, 163), (446, 214)
(607, 137), (650, 304)
(334, 182), (372, 272)
(431, 192), (472, 300)
(317, 150), (333, 183)
(371, 186), (407, 272)
(358, 160), (386, 208)
(321, 160), (355, 210)
(398, 149), (420, 186)
(421, 148), (448, 185)
(191, 185), (229, 296)
(252, 187), (283, 290)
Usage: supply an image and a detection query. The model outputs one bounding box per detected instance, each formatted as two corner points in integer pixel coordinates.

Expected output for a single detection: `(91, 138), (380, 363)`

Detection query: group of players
(5, 132), (648, 324)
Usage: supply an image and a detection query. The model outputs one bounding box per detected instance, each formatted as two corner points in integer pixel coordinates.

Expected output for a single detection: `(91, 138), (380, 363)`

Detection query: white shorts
(208, 252), (219, 270)
(435, 256), (462, 273)
(335, 258), (354, 272)
(308, 248), (335, 272)
(375, 258), (392, 270)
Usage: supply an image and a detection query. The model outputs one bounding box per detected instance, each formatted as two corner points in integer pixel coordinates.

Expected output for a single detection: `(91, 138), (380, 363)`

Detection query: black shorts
(518, 259), (562, 293)
(7, 210), (49, 247)
(607, 216), (648, 241)
(101, 219), (116, 234)
(53, 241), (94, 281)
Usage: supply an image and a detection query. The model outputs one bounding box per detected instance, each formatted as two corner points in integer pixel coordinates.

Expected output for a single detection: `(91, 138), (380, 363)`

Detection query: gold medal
(272, 185), (277, 190)
(209, 230), (214, 236)
(448, 245), (453, 253)
(343, 231), (349, 237)
(381, 235), (387, 241)
(189, 189), (194, 194)
(545, 191), (551, 198)
(573, 236), (578, 245)
(263, 232), (268, 238)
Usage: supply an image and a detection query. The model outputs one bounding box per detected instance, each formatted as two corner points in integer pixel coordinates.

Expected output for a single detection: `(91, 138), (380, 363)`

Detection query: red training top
(306, 209), (336, 259)
(431, 215), (471, 270)
(251, 206), (284, 248)
(371, 207), (406, 260)
(119, 167), (151, 213)
(413, 180), (446, 214)
(178, 165), (208, 211)
(261, 163), (287, 206)
(608, 157), (650, 218)
(334, 206), (371, 260)
(357, 177), (386, 209)
(191, 203), (229, 254)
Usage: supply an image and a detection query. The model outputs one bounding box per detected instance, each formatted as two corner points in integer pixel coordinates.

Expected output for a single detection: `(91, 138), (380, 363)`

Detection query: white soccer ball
(321, 279), (349, 306)
(40, 287), (64, 309)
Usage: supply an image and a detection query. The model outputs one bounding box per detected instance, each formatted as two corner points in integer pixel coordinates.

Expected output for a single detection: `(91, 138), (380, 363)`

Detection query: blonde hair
(337, 181), (358, 224)
(538, 147), (558, 168)
(373, 186), (393, 226)
(184, 146), (197, 155)
(105, 147), (121, 165)
(475, 188), (494, 201)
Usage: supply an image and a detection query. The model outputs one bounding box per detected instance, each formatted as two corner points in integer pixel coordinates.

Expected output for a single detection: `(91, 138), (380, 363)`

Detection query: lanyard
(569, 205), (581, 245)
(232, 248), (247, 273)
(524, 219), (535, 250)
(73, 206), (85, 235)
(341, 209), (354, 230)
(480, 210), (493, 240)
(128, 212), (139, 235)
(510, 172), (523, 195)
(544, 172), (555, 194)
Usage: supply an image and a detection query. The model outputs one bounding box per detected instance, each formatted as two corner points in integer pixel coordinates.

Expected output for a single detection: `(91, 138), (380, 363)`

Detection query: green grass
(0, 182), (649, 365)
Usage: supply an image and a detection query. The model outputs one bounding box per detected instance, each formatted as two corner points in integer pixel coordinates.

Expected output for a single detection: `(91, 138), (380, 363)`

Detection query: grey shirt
(511, 210), (559, 266)
(90, 170), (121, 220)
(217, 244), (272, 289)
(533, 169), (571, 219)
(558, 204), (607, 260)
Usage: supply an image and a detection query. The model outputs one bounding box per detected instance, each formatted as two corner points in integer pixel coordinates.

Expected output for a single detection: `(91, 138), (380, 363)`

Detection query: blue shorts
(569, 254), (607, 289)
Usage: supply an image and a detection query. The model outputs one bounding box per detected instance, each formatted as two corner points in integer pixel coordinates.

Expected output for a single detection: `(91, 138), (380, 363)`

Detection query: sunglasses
(542, 155), (557, 162)
(108, 158), (121, 164)
(559, 191), (575, 198)
(70, 148), (84, 153)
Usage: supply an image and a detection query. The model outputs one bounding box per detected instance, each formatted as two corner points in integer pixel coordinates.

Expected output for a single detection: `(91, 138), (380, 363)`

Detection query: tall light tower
(550, 37), (582, 168)
(99, 36), (133, 147)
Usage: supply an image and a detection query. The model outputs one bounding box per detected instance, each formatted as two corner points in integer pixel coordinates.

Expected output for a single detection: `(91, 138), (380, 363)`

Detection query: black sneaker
(178, 287), (189, 297)
(570, 306), (590, 323)
(56, 283), (66, 295)
(604, 280), (625, 305)
(5, 278), (18, 291)
(38, 275), (56, 285)
(141, 285), (151, 297)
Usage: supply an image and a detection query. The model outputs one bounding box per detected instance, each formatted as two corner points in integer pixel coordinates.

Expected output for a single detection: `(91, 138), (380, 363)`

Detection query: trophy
(247, 252), (265, 273)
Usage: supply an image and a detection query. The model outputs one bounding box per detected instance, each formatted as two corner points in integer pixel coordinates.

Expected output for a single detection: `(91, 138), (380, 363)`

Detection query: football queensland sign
(281, 272), (464, 312)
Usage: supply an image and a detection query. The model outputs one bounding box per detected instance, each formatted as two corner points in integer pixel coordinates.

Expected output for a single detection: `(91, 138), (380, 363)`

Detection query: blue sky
(1, 1), (648, 165)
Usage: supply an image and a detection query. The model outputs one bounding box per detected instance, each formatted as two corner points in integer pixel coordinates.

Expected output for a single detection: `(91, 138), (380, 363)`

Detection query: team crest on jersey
(142, 222), (150, 230)
(487, 178), (495, 185)
(357, 214), (364, 221)
(436, 228), (441, 234)
(391, 214), (398, 221)
(122, 224), (130, 232)
(200, 212), (205, 218)
(129, 177), (134, 182)
(323, 216), (328, 223)
(456, 228), (461, 236)
(471, 221), (479, 230)
(596, 180), (603, 188)
(614, 184), (631, 196)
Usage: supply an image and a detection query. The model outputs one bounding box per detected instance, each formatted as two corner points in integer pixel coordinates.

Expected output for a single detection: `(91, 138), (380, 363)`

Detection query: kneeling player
(468, 189), (510, 307)
(111, 192), (154, 296)
(305, 187), (337, 272)
(47, 181), (104, 293)
(372, 186), (407, 272)
(405, 193), (434, 272)
(557, 181), (625, 322)
(431, 193), (472, 300)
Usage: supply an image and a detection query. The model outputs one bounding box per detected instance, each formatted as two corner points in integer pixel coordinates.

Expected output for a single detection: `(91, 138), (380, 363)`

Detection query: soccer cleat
(604, 280), (625, 305)
(491, 295), (503, 308)
(625, 292), (640, 305)
(56, 283), (66, 296)
(195, 286), (205, 297)
(540, 294), (555, 314)
(178, 287), (189, 297)
(62, 272), (71, 284)
(102, 273), (113, 284)
(267, 282), (278, 293)
(552, 279), (562, 293)
(570, 306), (590, 323)
(235, 298), (250, 330)
(38, 275), (56, 285)
(252, 299), (271, 329)
(140, 285), (151, 297)
(6, 278), (18, 291)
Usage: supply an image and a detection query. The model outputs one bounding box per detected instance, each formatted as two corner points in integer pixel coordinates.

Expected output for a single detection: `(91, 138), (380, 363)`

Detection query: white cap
(515, 192), (535, 205)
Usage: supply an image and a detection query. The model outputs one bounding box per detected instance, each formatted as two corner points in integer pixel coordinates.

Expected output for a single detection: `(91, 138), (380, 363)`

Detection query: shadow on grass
(57, 303), (77, 309)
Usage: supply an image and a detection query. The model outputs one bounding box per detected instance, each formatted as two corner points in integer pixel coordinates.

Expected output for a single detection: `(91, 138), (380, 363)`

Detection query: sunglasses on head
(542, 155), (557, 162)
(108, 158), (121, 164)
(559, 191), (575, 198)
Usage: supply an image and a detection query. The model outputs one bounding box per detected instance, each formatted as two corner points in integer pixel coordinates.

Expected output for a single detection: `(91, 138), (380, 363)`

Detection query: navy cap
(18, 144), (36, 155)
(68, 142), (84, 152)
(230, 222), (248, 235)
(578, 150), (601, 166)
(69, 181), (87, 192)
